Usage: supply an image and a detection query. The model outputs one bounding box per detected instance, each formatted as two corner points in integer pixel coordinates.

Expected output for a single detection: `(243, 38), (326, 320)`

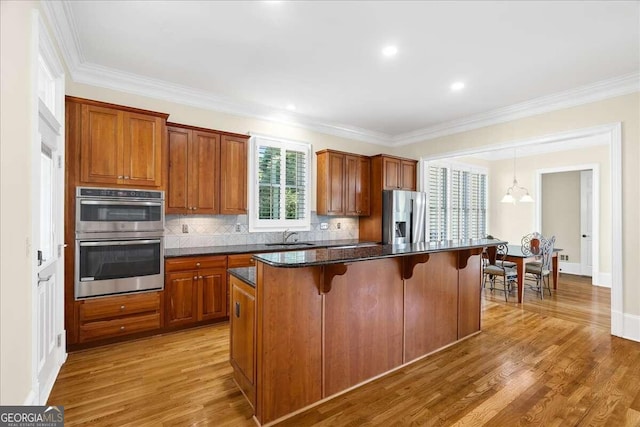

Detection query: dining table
(504, 244), (563, 303)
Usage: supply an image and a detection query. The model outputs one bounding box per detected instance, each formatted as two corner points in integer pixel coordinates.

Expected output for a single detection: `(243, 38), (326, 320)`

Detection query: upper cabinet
(316, 150), (370, 216)
(166, 123), (248, 215)
(69, 97), (168, 188)
(382, 156), (417, 191)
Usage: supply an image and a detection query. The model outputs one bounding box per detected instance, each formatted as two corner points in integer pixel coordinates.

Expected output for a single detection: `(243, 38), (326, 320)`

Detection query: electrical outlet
(565, 255), (569, 261)
(337, 222), (341, 229)
(235, 223), (241, 232)
(182, 224), (189, 233)
(320, 222), (329, 230)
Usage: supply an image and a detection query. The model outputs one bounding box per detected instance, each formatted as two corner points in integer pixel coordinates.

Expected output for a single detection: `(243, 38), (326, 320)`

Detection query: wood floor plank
(48, 274), (640, 426)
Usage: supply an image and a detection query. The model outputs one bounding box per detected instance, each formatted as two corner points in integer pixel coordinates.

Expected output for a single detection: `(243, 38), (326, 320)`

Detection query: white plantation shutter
(427, 165), (448, 241)
(250, 135), (311, 231)
(426, 162), (487, 240)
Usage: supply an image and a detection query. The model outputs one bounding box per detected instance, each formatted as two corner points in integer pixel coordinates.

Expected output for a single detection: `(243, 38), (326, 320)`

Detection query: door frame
(29, 11), (66, 405)
(534, 164), (600, 286)
(419, 122), (622, 339)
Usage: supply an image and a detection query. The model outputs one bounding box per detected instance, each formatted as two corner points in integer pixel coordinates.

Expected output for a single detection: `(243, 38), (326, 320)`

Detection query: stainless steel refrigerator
(382, 190), (427, 245)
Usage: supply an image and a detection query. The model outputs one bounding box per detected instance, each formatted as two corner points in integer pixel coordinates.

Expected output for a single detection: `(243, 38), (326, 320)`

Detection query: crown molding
(44, 0), (639, 149)
(391, 73), (640, 146)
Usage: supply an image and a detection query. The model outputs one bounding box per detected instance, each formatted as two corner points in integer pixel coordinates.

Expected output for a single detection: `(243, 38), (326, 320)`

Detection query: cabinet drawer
(227, 254), (256, 268)
(79, 313), (161, 342)
(165, 255), (227, 272)
(79, 292), (161, 322)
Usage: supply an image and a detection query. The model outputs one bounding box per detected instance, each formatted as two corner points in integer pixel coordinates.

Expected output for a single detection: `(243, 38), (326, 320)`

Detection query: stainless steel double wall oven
(75, 187), (165, 299)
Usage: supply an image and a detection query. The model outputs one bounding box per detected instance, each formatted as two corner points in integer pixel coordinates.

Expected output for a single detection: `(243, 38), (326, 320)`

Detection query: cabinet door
(166, 127), (191, 213)
(191, 130), (220, 214)
(230, 276), (256, 406)
(80, 104), (123, 184)
(198, 268), (227, 321)
(220, 135), (248, 214)
(382, 157), (402, 190)
(345, 156), (370, 216)
(165, 271), (198, 326)
(123, 112), (163, 187)
(401, 160), (417, 191)
(326, 152), (346, 215)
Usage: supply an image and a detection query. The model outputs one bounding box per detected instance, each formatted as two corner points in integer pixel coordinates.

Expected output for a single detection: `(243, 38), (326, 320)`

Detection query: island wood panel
(403, 251), (459, 362)
(230, 275), (256, 408)
(458, 252), (483, 339)
(256, 263), (323, 424)
(323, 257), (404, 397)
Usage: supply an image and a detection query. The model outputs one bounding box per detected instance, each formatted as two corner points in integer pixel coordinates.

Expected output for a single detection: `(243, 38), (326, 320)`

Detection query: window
(249, 135), (311, 231)
(426, 161), (487, 241)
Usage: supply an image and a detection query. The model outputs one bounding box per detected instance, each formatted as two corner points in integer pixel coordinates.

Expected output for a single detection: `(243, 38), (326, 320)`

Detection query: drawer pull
(196, 262), (201, 267)
(235, 302), (240, 318)
(120, 326), (125, 331)
(193, 276), (198, 280)
(120, 305), (125, 310)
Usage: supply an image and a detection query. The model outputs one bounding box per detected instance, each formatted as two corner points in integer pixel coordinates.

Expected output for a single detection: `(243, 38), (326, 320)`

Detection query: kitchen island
(229, 239), (504, 426)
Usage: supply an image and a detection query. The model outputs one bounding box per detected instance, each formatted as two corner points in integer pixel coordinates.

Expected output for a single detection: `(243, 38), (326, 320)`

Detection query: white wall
(542, 171), (581, 264)
(0, 0), (38, 405)
(395, 93), (638, 315)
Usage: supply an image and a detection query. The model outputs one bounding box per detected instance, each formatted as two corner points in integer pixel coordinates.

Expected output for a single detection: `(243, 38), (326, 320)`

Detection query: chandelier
(501, 148), (533, 203)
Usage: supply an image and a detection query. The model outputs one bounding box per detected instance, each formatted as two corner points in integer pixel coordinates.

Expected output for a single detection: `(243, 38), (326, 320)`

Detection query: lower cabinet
(229, 274), (256, 408)
(77, 292), (162, 343)
(165, 256), (228, 327)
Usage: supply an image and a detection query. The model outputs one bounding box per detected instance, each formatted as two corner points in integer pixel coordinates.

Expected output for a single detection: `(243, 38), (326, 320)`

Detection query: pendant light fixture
(501, 148), (533, 203)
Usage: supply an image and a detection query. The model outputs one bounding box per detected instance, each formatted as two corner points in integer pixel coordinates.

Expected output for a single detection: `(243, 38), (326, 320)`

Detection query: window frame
(248, 134), (312, 232)
(425, 160), (489, 241)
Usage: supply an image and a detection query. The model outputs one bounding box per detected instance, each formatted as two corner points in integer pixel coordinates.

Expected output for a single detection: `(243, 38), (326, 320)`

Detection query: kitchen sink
(264, 242), (316, 247)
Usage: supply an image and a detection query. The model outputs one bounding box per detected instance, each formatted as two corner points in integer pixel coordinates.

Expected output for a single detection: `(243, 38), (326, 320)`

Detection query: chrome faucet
(283, 229), (298, 243)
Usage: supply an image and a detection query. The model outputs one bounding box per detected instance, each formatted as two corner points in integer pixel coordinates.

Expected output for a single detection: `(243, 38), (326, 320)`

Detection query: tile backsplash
(164, 212), (359, 248)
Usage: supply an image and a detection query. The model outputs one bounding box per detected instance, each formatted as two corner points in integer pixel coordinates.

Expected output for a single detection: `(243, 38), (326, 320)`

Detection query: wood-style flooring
(49, 274), (640, 426)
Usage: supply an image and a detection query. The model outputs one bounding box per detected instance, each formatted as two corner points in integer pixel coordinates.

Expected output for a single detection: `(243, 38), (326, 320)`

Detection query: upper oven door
(76, 198), (164, 233)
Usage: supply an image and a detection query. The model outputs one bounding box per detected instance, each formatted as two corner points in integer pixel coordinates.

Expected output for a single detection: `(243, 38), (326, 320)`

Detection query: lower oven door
(75, 237), (164, 299)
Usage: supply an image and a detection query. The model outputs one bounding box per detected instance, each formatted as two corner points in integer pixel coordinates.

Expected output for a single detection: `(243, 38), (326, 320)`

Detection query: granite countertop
(254, 239), (507, 268)
(164, 239), (372, 258)
(228, 267), (256, 287)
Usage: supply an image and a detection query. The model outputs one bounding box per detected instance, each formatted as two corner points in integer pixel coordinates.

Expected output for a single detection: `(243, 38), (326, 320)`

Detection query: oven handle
(79, 239), (161, 247)
(79, 200), (162, 207)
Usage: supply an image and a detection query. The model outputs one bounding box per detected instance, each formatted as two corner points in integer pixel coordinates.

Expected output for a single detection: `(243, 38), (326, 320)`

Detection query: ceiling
(48, 1), (639, 145)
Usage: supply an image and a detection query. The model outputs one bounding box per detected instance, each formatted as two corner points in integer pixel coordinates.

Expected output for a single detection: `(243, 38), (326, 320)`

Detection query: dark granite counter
(254, 239), (506, 268)
(228, 267), (256, 287)
(164, 239), (371, 258)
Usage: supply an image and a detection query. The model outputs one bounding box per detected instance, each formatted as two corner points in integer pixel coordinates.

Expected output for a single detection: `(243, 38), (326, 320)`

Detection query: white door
(33, 15), (66, 404)
(580, 170), (593, 277)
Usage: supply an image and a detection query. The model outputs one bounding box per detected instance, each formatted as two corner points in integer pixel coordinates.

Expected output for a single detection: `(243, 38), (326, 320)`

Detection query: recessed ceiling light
(382, 45), (398, 57)
(450, 81), (465, 91)
(286, 104), (296, 111)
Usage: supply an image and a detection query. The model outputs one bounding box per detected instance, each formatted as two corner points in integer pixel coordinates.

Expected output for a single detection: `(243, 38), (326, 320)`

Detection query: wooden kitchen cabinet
(74, 98), (166, 188)
(230, 274), (256, 408)
(227, 253), (256, 268)
(166, 125), (220, 214)
(220, 135), (248, 214)
(316, 149), (370, 216)
(166, 123), (248, 215)
(358, 154), (418, 242)
(382, 156), (417, 190)
(165, 256), (228, 327)
(77, 292), (162, 343)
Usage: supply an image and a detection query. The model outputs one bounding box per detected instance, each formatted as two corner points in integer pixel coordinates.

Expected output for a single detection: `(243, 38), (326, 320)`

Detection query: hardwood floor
(49, 274), (640, 426)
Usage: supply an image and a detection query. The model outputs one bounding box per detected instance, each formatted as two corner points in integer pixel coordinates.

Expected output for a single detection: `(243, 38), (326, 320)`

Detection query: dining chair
(483, 243), (518, 302)
(523, 235), (556, 299)
(521, 231), (544, 269)
(485, 235), (516, 268)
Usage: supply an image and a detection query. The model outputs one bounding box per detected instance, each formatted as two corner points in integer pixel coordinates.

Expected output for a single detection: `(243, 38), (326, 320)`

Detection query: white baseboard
(612, 310), (640, 342)
(558, 264), (611, 288)
(595, 272), (611, 287)
(558, 262), (581, 275)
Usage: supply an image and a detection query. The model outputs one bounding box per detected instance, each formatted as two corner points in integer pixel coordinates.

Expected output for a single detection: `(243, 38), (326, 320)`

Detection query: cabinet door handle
(199, 276), (203, 280)
(124, 176), (130, 180)
(193, 276), (198, 280)
(120, 326), (125, 331)
(196, 262), (201, 267)
(120, 305), (125, 310)
(235, 302), (240, 318)
(118, 175), (124, 179)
